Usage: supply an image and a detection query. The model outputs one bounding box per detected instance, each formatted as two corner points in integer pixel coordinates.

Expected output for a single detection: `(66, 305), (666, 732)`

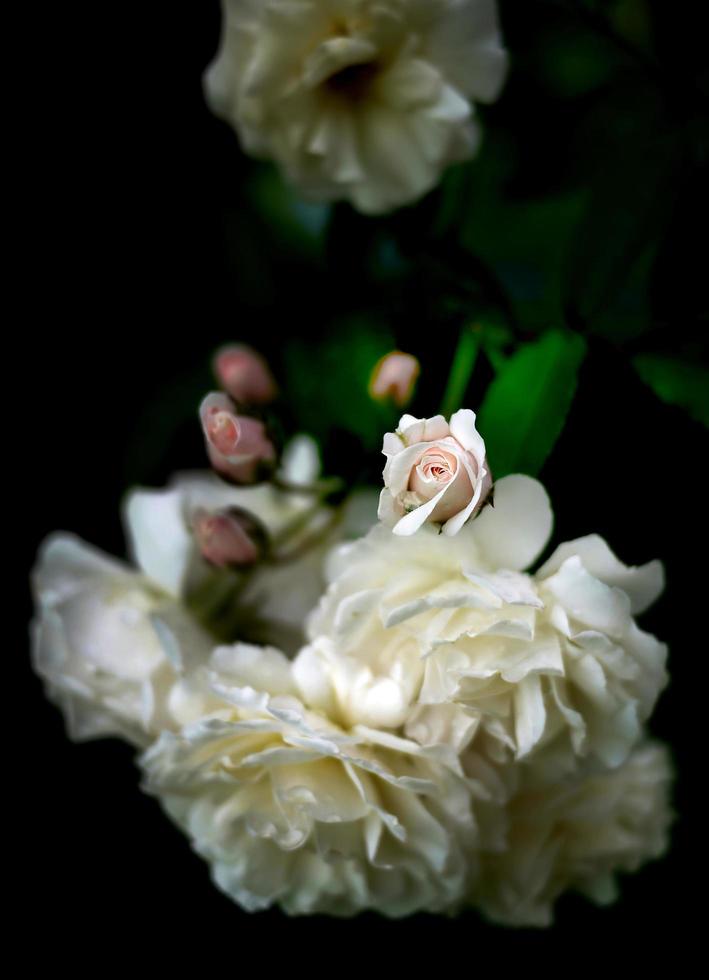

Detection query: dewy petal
(537, 534), (664, 615)
(471, 474), (553, 570)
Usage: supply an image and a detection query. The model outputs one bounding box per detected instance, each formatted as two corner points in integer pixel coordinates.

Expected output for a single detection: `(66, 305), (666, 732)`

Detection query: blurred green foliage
(209, 0), (707, 481)
(478, 331), (587, 477)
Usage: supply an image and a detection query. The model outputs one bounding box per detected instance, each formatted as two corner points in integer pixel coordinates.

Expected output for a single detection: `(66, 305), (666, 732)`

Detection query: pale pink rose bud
(378, 409), (492, 536)
(199, 392), (276, 484)
(369, 351), (420, 407)
(192, 508), (264, 568)
(214, 344), (278, 405)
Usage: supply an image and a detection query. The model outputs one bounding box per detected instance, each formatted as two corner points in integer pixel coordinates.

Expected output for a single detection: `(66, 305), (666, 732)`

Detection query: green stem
(440, 324), (481, 418)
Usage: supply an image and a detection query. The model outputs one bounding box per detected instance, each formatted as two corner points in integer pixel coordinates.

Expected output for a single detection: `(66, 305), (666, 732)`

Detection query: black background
(14, 0), (708, 967)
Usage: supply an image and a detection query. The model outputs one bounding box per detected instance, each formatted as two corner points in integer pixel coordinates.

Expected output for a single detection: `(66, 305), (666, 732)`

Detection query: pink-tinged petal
(369, 351), (420, 407)
(440, 458), (483, 536)
(192, 508), (262, 568)
(471, 474), (553, 570)
(214, 344), (278, 405)
(393, 484), (450, 535)
(383, 442), (430, 496)
(199, 392), (275, 484)
(449, 408), (486, 463)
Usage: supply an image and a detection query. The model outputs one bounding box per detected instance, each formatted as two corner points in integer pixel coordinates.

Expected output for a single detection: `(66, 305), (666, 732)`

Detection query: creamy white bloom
(31, 534), (213, 747)
(31, 441), (337, 743)
(477, 742), (673, 926)
(205, 0), (508, 213)
(378, 409), (492, 535)
(311, 475), (667, 771)
(141, 641), (508, 917)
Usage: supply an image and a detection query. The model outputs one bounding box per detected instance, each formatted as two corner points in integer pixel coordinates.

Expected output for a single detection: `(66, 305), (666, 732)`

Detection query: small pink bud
(369, 351), (420, 407)
(199, 392), (276, 484)
(214, 344), (278, 405)
(192, 508), (263, 568)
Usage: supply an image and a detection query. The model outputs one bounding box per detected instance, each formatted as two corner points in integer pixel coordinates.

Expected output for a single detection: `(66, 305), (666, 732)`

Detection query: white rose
(311, 474), (667, 771)
(31, 534), (213, 747)
(205, 0), (508, 213)
(477, 742), (673, 927)
(141, 641), (507, 917)
(378, 409), (492, 535)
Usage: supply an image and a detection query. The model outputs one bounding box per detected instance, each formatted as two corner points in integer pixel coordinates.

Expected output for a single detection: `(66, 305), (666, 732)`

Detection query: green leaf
(477, 330), (587, 477)
(633, 355), (709, 428)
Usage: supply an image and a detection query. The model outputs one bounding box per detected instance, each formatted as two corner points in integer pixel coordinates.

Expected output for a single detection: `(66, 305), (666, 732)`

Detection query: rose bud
(199, 392), (276, 484)
(192, 507), (265, 568)
(369, 351), (420, 407)
(378, 409), (492, 536)
(214, 344), (278, 405)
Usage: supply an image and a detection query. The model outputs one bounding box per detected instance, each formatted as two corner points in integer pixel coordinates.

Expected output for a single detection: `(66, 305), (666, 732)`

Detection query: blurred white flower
(30, 534), (213, 747)
(477, 742), (673, 927)
(205, 0), (508, 213)
(31, 443), (336, 743)
(141, 641), (507, 917)
(378, 410), (491, 535)
(311, 474), (667, 771)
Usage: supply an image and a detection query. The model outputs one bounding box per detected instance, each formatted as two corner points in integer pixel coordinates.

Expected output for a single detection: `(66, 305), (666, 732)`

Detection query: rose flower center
(325, 61), (379, 102)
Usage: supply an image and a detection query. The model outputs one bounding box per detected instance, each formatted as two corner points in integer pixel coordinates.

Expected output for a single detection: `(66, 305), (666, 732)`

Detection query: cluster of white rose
(205, 0), (509, 213)
(31, 409), (672, 924)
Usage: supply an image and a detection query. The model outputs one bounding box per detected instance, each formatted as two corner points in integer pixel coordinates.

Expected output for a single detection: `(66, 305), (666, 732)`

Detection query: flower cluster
(30, 346), (673, 923)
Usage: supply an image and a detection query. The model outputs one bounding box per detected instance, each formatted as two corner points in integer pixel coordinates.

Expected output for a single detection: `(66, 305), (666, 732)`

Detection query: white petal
(538, 535), (664, 615)
(449, 408), (486, 462)
(471, 475), (553, 570)
(124, 487), (196, 599)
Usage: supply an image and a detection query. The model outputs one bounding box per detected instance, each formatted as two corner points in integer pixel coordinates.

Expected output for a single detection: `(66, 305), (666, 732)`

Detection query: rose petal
(470, 474), (553, 570)
(537, 535), (664, 615)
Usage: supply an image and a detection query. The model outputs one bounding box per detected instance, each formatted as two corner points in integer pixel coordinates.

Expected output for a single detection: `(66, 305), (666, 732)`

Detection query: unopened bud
(200, 392), (276, 483)
(214, 344), (278, 406)
(192, 508), (264, 568)
(369, 351), (420, 407)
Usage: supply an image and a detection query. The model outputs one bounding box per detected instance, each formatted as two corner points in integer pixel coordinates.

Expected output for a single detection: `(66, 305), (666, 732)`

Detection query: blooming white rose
(31, 534), (213, 747)
(378, 409), (492, 535)
(312, 475), (667, 771)
(205, 0), (508, 213)
(477, 742), (673, 926)
(141, 641), (508, 917)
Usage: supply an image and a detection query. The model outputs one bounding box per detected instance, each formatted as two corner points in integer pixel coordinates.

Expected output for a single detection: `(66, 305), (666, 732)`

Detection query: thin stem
(440, 323), (481, 418)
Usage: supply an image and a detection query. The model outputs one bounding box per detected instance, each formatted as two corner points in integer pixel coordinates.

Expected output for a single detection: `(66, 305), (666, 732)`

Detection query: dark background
(15, 0), (708, 966)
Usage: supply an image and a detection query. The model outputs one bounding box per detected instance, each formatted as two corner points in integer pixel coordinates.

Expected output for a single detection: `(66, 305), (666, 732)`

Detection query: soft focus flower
(205, 0), (509, 213)
(200, 392), (276, 483)
(125, 462), (334, 655)
(313, 475), (667, 771)
(141, 641), (506, 917)
(369, 351), (420, 407)
(31, 534), (213, 747)
(378, 409), (491, 535)
(214, 344), (278, 405)
(477, 742), (673, 926)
